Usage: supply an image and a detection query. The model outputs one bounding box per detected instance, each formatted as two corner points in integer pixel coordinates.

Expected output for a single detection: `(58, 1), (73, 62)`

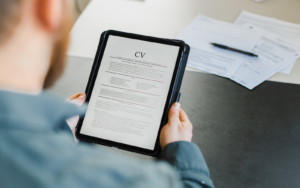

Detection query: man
(0, 0), (214, 187)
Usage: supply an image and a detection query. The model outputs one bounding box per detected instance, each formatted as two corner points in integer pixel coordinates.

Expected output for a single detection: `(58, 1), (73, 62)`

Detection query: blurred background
(72, 0), (91, 24)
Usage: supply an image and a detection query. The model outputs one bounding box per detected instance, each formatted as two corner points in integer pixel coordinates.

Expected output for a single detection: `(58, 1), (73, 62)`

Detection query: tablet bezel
(75, 30), (186, 156)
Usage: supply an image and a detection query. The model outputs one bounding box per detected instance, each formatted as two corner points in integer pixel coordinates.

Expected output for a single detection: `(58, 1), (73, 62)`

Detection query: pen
(210, 43), (258, 57)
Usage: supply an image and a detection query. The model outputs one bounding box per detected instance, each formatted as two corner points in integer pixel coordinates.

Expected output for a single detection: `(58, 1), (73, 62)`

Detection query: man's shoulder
(0, 130), (181, 188)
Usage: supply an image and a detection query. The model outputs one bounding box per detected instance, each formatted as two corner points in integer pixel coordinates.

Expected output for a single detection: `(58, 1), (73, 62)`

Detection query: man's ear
(35, 0), (62, 32)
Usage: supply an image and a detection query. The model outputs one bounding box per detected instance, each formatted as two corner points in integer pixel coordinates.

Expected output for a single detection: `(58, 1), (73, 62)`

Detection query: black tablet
(75, 30), (189, 156)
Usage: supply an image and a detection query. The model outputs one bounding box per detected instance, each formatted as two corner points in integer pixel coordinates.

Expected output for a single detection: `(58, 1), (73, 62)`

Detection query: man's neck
(0, 22), (52, 93)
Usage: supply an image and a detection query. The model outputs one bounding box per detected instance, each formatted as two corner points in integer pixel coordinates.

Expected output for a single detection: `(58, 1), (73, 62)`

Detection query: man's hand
(66, 92), (86, 141)
(160, 102), (193, 150)
(67, 92), (86, 106)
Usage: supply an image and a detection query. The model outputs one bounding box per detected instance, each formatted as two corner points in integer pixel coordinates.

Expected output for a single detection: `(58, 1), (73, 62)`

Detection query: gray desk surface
(51, 56), (300, 188)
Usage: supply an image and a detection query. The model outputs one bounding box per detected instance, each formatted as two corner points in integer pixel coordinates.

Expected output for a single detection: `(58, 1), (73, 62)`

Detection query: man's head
(0, 0), (73, 91)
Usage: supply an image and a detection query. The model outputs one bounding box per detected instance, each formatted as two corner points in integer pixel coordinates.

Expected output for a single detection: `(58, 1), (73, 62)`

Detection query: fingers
(68, 92), (85, 101)
(168, 102), (180, 125)
(66, 115), (79, 129)
(77, 93), (86, 102)
(67, 92), (86, 106)
(179, 108), (189, 123)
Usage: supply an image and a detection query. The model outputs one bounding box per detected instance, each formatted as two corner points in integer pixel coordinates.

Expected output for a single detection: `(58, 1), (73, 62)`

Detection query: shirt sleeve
(160, 141), (215, 188)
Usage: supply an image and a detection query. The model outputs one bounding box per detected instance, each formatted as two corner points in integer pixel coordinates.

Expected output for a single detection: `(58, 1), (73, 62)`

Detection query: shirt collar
(0, 90), (86, 131)
(0, 88), (41, 95)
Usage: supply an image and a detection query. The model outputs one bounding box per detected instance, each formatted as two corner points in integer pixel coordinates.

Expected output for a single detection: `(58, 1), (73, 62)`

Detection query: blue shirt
(0, 90), (214, 188)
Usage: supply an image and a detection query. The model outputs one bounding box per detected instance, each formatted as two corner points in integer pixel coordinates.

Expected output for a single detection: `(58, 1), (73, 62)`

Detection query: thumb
(77, 93), (86, 103)
(70, 93), (86, 106)
(168, 102), (181, 124)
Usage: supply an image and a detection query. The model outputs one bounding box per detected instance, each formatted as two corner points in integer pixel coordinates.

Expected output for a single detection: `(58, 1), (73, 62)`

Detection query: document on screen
(80, 36), (179, 150)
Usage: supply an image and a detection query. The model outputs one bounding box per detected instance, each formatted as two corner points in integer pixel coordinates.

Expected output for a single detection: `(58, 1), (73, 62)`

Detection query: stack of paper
(177, 12), (300, 90)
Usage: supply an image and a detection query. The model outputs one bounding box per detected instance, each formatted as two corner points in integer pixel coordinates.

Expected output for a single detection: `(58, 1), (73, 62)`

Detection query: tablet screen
(80, 35), (180, 150)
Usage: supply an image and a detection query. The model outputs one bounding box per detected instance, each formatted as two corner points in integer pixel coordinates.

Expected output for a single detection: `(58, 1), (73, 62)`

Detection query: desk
(69, 0), (300, 84)
(53, 0), (300, 187)
(51, 56), (300, 188)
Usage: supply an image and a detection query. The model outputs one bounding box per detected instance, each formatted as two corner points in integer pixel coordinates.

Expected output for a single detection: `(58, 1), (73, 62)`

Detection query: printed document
(241, 23), (300, 74)
(177, 14), (262, 78)
(230, 34), (300, 90)
(235, 11), (300, 74)
(80, 36), (179, 150)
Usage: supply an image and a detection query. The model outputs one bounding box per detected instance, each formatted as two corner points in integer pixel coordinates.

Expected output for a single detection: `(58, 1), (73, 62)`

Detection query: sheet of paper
(241, 23), (300, 74)
(280, 62), (295, 74)
(235, 11), (300, 42)
(281, 63), (294, 73)
(177, 14), (263, 77)
(235, 11), (300, 74)
(241, 23), (298, 75)
(230, 34), (300, 90)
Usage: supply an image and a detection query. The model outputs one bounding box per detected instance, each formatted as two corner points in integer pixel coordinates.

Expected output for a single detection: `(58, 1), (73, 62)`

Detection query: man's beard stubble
(43, 34), (69, 89)
(43, 6), (72, 89)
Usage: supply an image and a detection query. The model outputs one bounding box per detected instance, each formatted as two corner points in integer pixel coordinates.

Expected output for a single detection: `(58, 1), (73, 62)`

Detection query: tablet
(76, 30), (189, 156)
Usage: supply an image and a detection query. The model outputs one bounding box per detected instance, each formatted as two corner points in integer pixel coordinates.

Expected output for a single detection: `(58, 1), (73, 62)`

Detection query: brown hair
(0, 0), (22, 45)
